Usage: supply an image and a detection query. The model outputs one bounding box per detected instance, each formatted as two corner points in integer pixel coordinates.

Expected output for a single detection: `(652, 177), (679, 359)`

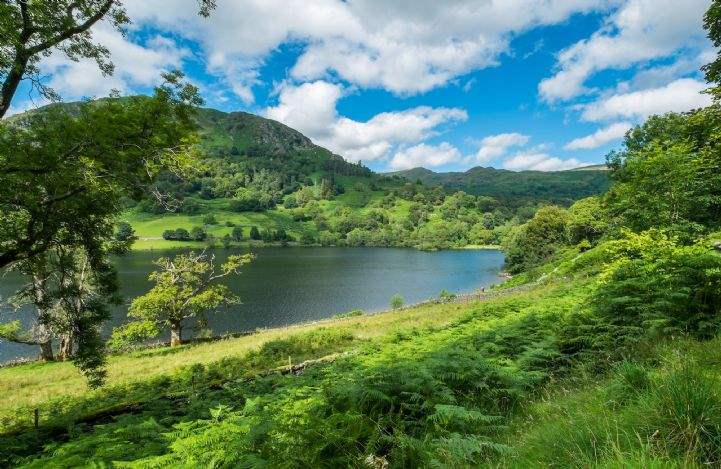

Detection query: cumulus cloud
(475, 133), (530, 163)
(539, 0), (710, 102)
(580, 78), (712, 122)
(265, 81), (467, 162)
(389, 142), (462, 170)
(39, 25), (189, 100)
(564, 122), (632, 150)
(124, 0), (610, 102)
(503, 152), (584, 171)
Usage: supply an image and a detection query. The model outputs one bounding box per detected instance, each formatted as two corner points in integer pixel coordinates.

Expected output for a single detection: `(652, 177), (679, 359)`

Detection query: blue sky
(9, 0), (715, 172)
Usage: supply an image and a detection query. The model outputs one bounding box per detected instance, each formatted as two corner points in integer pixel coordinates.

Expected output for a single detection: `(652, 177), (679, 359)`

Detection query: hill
(14, 101), (613, 250)
(390, 165), (610, 205)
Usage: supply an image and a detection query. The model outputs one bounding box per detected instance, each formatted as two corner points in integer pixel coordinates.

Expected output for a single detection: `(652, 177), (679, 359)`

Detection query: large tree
(112, 251), (254, 348)
(0, 0), (215, 118)
(0, 75), (202, 269)
(0, 0), (215, 385)
(2, 244), (119, 386)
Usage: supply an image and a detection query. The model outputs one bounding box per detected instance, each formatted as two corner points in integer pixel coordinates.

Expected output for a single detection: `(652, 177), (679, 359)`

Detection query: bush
(191, 227), (207, 241)
(202, 214), (218, 225)
(114, 221), (136, 242)
(439, 290), (457, 302)
(504, 205), (569, 274)
(163, 228), (191, 241)
(391, 294), (404, 309)
(231, 226), (244, 241)
(249, 226), (261, 240)
(299, 232), (316, 245)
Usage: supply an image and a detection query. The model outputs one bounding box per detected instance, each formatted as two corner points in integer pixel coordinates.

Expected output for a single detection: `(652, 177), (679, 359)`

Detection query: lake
(0, 247), (504, 362)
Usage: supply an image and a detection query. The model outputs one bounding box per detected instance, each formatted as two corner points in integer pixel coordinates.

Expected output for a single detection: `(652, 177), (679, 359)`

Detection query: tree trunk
(59, 335), (73, 360)
(170, 324), (182, 347)
(39, 339), (54, 361)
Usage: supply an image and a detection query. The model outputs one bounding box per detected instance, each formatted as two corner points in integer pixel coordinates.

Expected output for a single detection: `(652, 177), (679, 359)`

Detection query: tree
(605, 113), (721, 237)
(0, 75), (202, 269)
(191, 226), (207, 241)
(114, 221), (136, 242)
(112, 251), (253, 348)
(1, 246), (118, 386)
(0, 0), (215, 118)
(390, 294), (404, 309)
(503, 205), (569, 273)
(703, 0), (721, 97)
(203, 214), (218, 225)
(231, 226), (244, 241)
(567, 197), (607, 244)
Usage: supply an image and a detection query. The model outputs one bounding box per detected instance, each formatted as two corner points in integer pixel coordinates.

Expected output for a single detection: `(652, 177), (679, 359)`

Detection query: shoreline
(0, 275), (516, 370)
(130, 240), (503, 252)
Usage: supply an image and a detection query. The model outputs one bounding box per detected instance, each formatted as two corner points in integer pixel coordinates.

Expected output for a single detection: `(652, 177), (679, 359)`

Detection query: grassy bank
(3, 239), (720, 467)
(0, 297), (480, 424)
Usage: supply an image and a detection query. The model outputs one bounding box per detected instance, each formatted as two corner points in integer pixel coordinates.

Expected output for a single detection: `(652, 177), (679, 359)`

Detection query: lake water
(0, 247), (504, 362)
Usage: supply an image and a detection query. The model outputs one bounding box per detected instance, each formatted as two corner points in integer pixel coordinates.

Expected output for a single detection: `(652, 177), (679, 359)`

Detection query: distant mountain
(193, 107), (371, 181)
(18, 99), (609, 206)
(569, 164), (609, 171)
(389, 166), (611, 206)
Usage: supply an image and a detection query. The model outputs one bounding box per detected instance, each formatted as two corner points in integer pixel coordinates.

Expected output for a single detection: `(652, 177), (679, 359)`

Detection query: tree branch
(27, 0), (115, 56)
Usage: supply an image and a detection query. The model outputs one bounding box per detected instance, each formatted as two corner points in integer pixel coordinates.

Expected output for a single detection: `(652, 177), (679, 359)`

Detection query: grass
(4, 239), (720, 466)
(0, 295), (484, 424)
(497, 337), (721, 468)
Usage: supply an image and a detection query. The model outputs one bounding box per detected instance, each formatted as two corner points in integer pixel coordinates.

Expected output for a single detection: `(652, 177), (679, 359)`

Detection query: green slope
(390, 165), (611, 205)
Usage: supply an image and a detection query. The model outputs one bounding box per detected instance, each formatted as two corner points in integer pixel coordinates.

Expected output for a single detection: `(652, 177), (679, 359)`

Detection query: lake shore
(0, 282), (523, 425)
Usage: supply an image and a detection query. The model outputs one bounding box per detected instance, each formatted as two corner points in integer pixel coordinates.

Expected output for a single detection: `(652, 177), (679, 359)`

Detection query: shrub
(190, 226), (207, 241)
(391, 294), (404, 309)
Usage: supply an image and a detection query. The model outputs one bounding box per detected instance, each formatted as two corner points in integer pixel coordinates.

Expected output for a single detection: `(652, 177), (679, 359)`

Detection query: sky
(8, 0), (716, 173)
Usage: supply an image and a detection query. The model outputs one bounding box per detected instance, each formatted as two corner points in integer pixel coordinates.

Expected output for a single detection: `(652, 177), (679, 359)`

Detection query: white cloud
(503, 152), (584, 171)
(475, 133), (530, 162)
(580, 78), (712, 122)
(389, 142), (462, 170)
(265, 80), (467, 162)
(40, 24), (188, 100)
(539, 0), (710, 102)
(125, 0), (611, 102)
(564, 122), (632, 150)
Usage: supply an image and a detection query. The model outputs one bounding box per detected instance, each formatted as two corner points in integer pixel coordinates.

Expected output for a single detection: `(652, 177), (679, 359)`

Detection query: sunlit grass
(0, 295), (488, 420)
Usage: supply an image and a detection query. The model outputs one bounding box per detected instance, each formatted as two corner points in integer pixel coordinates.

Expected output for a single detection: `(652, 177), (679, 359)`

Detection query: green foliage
(190, 226), (207, 241)
(567, 196), (608, 244)
(606, 107), (721, 236)
(504, 205), (569, 273)
(0, 76), (200, 269)
(390, 294), (405, 309)
(703, 1), (721, 96)
(592, 231), (721, 338)
(439, 289), (457, 301)
(392, 166), (610, 207)
(112, 251), (253, 346)
(114, 222), (137, 243)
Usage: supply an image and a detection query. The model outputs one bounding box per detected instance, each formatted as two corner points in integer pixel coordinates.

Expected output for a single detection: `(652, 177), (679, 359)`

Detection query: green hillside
(390, 166), (611, 205)
(101, 106), (611, 251)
